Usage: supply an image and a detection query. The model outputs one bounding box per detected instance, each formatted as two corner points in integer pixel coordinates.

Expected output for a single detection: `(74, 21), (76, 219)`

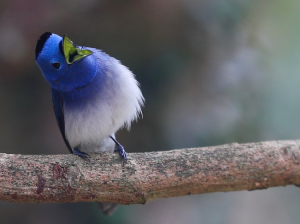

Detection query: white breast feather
(64, 57), (144, 153)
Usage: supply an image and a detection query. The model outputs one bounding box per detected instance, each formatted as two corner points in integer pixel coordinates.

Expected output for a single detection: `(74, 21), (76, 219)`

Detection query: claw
(73, 147), (90, 161)
(110, 136), (127, 160)
(116, 144), (127, 160)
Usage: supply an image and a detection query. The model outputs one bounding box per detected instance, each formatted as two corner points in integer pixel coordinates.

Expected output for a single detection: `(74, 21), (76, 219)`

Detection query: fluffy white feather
(64, 56), (144, 153)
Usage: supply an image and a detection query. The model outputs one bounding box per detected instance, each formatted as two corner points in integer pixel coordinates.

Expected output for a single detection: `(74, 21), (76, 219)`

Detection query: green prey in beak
(63, 35), (92, 64)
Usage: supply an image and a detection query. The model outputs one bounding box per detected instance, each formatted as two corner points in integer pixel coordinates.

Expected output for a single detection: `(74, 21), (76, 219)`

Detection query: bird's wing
(51, 88), (73, 154)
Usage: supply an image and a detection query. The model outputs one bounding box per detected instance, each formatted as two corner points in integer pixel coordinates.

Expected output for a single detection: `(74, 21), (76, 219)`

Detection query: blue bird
(35, 32), (144, 215)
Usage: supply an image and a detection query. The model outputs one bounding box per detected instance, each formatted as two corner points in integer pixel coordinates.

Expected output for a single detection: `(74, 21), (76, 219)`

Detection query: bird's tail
(98, 202), (119, 216)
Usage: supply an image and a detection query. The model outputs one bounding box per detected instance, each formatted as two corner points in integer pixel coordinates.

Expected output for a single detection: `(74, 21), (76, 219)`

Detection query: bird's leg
(73, 147), (90, 161)
(110, 135), (127, 160)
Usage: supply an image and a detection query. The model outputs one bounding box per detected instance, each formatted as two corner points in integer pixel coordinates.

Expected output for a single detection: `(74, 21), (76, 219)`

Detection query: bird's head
(35, 32), (97, 92)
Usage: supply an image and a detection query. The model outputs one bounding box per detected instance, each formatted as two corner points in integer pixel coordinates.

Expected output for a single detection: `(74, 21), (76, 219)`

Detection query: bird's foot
(73, 147), (90, 161)
(110, 136), (127, 161)
(115, 144), (127, 160)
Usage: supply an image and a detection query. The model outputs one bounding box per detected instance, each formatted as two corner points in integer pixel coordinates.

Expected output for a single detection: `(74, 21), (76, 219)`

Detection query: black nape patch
(35, 32), (52, 59)
(59, 40), (64, 57)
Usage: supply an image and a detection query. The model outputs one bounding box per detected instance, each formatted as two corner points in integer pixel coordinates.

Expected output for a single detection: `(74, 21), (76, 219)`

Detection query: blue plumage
(36, 33), (97, 92)
(35, 32), (144, 215)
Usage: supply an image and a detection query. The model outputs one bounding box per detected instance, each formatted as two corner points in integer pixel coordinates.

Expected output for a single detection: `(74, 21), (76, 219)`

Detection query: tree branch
(1, 140), (300, 204)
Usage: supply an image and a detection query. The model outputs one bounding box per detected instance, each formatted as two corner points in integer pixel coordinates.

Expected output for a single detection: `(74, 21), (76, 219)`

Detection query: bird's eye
(52, 62), (61, 69)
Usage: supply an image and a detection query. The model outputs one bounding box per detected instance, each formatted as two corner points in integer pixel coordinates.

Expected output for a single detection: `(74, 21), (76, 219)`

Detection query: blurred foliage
(0, 0), (300, 223)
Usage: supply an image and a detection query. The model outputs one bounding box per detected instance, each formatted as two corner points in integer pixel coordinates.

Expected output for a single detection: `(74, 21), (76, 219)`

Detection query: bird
(35, 32), (144, 215)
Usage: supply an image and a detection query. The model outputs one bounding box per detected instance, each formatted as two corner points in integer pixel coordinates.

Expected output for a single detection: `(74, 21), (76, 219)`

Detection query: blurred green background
(1, 0), (300, 223)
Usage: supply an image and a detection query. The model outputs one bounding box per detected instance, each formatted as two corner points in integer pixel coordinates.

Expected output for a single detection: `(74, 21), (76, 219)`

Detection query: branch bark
(0, 140), (300, 204)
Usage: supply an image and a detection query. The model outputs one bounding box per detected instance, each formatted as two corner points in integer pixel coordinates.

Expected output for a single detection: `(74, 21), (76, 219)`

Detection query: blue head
(35, 32), (97, 92)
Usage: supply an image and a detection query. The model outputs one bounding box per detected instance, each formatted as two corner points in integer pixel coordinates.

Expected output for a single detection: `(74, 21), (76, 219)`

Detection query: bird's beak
(62, 35), (92, 64)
